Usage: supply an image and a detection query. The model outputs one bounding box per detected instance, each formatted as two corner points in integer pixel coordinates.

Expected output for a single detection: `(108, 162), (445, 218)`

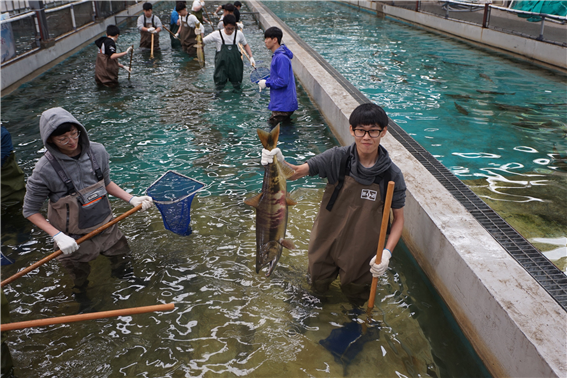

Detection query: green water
(264, 1), (567, 271)
(1, 2), (488, 377)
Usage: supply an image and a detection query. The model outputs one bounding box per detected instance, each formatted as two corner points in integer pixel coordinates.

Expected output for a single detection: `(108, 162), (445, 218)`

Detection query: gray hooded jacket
(22, 107), (111, 218)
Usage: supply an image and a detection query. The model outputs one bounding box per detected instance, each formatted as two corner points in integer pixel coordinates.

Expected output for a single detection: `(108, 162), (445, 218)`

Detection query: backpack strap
(325, 151), (350, 211)
(45, 151), (76, 195)
(86, 149), (104, 181)
(44, 149), (104, 195)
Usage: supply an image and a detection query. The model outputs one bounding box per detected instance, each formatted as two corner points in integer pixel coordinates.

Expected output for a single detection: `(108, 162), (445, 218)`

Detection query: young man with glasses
(22, 107), (153, 310)
(261, 103), (406, 305)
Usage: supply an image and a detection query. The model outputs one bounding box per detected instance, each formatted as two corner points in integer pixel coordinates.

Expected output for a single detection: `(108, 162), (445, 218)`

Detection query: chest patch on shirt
(361, 189), (377, 201)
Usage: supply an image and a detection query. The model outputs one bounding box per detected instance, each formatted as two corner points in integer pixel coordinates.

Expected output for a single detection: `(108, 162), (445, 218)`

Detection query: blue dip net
(250, 67), (270, 84)
(146, 171), (205, 236)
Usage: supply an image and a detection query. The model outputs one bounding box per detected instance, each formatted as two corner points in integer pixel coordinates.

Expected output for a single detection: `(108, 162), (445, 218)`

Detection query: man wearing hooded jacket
(23, 108), (153, 304)
(258, 27), (298, 126)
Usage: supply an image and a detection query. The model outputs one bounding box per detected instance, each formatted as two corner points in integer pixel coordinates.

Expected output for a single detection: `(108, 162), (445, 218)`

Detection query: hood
(39, 107), (89, 157)
(274, 44), (293, 60)
(94, 36), (107, 49)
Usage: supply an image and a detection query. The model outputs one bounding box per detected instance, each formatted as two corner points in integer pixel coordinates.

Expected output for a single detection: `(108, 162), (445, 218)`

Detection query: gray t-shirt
(307, 143), (406, 209)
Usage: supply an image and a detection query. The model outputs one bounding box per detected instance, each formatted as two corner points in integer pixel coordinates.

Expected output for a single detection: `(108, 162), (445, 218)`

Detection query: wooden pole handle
(163, 26), (178, 39)
(367, 181), (395, 311)
(150, 33), (154, 58)
(0, 303), (174, 332)
(1, 204), (143, 288)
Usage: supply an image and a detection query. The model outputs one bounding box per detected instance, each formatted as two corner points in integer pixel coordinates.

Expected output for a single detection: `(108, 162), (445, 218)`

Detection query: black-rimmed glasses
(353, 128), (383, 138)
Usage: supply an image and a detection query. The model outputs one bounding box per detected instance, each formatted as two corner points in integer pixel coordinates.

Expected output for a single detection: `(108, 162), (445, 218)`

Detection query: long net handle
(150, 33), (154, 58)
(163, 26), (178, 39)
(1, 204), (143, 288)
(1, 303), (174, 332)
(367, 181), (395, 311)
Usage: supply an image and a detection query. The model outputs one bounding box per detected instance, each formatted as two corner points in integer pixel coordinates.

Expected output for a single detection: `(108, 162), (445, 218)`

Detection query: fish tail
(257, 124), (280, 150)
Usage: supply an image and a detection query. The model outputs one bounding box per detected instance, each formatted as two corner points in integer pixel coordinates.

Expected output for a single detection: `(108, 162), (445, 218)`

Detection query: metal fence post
(482, 3), (490, 28)
(537, 15), (545, 41)
(445, 2), (449, 19)
(70, 3), (77, 31)
(28, 1), (52, 48)
(415, 1), (420, 12)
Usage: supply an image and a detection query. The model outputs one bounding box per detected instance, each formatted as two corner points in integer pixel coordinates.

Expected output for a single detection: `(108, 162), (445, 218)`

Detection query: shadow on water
(1, 1), (488, 377)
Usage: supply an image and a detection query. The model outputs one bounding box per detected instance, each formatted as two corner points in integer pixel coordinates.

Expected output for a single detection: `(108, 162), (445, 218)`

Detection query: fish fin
(244, 193), (262, 208)
(278, 160), (296, 180)
(257, 124), (280, 150)
(279, 238), (295, 250)
(285, 193), (297, 206)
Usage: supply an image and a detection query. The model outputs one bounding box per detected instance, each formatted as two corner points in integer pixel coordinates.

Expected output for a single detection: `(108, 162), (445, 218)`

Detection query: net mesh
(250, 67), (270, 84)
(146, 171), (205, 236)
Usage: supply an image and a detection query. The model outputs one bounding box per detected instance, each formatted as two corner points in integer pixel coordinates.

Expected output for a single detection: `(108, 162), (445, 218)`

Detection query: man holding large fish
(251, 103), (406, 303)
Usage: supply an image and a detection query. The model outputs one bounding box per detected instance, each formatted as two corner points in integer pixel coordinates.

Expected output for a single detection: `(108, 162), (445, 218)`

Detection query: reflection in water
(1, 2), (487, 377)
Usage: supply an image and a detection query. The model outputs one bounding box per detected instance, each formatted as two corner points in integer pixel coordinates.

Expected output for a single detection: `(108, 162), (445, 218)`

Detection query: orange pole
(1, 204), (143, 288)
(367, 181), (395, 311)
(0, 303), (174, 332)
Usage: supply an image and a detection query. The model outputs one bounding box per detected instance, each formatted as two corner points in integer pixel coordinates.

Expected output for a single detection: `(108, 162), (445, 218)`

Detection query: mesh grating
(258, 2), (567, 311)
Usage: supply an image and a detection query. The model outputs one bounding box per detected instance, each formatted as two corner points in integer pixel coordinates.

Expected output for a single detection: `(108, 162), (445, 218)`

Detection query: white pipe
(0, 11), (34, 24)
(45, 0), (91, 14)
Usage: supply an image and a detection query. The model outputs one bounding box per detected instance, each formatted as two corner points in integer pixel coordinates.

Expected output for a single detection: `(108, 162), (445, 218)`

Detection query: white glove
(261, 148), (284, 166)
(249, 56), (256, 68)
(121, 66), (132, 73)
(369, 249), (391, 277)
(237, 22), (243, 30)
(258, 79), (266, 92)
(175, 32), (180, 39)
(147, 27), (156, 33)
(53, 232), (79, 255)
(129, 195), (154, 211)
(125, 46), (133, 54)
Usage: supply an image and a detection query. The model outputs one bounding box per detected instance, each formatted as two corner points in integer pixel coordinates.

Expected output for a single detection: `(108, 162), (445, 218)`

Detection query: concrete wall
(1, 1), (156, 93)
(343, 0), (566, 70)
(246, 1), (567, 377)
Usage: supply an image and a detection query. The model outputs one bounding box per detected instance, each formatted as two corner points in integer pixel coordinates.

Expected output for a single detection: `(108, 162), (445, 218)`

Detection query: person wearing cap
(203, 14), (254, 90)
(137, 2), (163, 50)
(175, 2), (205, 56)
(94, 24), (132, 85)
(22, 107), (153, 309)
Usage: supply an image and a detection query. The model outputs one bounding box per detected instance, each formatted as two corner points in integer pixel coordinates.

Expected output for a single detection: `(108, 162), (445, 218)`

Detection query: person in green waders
(202, 14), (254, 91)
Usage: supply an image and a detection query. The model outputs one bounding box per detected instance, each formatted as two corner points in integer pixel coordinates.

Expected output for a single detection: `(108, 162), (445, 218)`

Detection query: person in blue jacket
(258, 27), (298, 126)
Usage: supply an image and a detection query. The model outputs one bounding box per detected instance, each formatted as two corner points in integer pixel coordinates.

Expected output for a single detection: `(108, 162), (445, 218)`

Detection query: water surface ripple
(1, 2), (487, 377)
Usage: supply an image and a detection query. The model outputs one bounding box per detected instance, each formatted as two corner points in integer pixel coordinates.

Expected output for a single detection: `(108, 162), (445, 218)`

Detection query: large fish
(196, 34), (205, 68)
(244, 125), (296, 277)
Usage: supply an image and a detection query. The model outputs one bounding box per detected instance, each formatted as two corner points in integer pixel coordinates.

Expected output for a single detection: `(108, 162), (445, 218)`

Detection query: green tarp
(511, 0), (567, 22)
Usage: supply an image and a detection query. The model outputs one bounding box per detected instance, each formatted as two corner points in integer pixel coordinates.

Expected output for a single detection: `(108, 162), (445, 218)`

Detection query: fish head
(256, 240), (283, 277)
